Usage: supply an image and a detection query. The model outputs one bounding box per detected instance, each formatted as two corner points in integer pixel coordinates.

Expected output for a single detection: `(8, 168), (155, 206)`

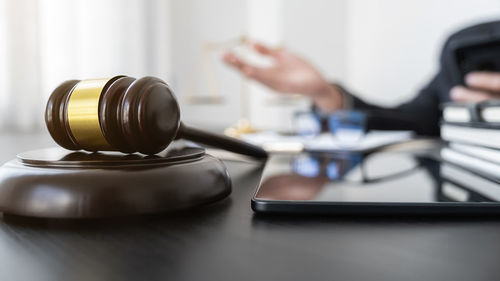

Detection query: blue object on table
(294, 110), (367, 145)
(328, 110), (366, 145)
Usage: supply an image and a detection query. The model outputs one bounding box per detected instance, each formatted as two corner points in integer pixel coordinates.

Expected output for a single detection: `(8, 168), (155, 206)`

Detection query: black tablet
(252, 150), (500, 215)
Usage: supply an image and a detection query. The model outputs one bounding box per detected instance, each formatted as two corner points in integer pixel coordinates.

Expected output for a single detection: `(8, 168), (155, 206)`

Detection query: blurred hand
(451, 71), (500, 102)
(223, 42), (344, 112)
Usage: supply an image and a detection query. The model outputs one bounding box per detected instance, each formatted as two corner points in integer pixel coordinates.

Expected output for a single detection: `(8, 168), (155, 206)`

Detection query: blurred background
(1, 0), (500, 134)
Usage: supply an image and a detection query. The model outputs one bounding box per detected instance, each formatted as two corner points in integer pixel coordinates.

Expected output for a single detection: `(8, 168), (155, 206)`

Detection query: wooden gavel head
(45, 75), (182, 155)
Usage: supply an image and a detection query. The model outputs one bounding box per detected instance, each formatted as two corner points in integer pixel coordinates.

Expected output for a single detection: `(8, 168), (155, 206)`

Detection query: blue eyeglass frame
(294, 110), (367, 137)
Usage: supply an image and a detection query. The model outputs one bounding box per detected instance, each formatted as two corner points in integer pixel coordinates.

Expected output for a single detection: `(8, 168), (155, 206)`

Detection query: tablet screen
(254, 151), (500, 206)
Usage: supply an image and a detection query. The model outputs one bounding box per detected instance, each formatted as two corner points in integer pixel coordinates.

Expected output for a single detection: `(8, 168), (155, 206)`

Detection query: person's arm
(347, 70), (500, 136)
(223, 42), (500, 136)
(339, 72), (444, 136)
(224, 43), (444, 135)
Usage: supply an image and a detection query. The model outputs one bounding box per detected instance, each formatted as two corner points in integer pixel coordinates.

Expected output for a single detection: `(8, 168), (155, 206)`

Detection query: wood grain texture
(0, 134), (499, 281)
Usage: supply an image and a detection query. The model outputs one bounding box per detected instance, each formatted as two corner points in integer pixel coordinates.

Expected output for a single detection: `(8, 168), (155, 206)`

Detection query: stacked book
(441, 101), (500, 179)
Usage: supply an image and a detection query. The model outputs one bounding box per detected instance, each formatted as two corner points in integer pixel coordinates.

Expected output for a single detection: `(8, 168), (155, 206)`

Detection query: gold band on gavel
(67, 78), (112, 151)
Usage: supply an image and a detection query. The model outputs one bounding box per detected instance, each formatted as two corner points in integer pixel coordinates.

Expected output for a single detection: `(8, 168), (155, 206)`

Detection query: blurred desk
(0, 133), (499, 281)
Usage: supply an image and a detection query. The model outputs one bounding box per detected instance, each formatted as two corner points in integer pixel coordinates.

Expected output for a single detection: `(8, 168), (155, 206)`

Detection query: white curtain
(0, 0), (171, 131)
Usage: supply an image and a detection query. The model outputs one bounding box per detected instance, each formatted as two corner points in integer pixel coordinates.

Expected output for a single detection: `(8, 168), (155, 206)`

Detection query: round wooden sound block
(0, 146), (231, 218)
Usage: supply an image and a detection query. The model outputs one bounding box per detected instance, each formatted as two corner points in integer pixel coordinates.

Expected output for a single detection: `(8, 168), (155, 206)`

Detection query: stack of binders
(441, 100), (500, 179)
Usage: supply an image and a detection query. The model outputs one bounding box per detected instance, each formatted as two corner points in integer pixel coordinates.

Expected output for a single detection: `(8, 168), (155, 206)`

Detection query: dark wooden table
(0, 133), (499, 281)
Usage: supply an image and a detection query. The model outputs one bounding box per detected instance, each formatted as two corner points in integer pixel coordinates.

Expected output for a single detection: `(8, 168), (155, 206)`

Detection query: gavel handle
(179, 123), (268, 159)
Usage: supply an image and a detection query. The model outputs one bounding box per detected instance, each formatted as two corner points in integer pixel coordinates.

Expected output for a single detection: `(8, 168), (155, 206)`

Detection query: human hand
(223, 42), (344, 112)
(450, 71), (500, 102)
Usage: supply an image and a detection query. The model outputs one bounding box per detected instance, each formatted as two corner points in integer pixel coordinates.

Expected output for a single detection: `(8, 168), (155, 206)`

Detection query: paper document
(241, 131), (414, 153)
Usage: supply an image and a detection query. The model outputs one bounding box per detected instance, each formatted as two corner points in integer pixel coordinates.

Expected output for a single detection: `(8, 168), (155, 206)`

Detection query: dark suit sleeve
(343, 71), (444, 136)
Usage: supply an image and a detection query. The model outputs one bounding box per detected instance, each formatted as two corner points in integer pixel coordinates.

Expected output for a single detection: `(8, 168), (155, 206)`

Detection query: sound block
(0, 145), (231, 218)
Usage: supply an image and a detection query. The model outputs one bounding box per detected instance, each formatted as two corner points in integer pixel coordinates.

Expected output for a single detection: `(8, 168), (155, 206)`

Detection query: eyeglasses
(294, 110), (367, 144)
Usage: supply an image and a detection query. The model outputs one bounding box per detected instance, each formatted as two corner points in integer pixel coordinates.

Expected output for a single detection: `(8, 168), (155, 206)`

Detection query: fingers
(223, 52), (258, 76)
(465, 71), (500, 92)
(251, 42), (280, 57)
(455, 71), (500, 102)
(450, 86), (493, 102)
(222, 51), (271, 81)
(222, 48), (286, 91)
(222, 52), (245, 69)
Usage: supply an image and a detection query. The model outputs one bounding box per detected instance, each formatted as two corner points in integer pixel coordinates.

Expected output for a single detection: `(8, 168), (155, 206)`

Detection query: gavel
(45, 75), (267, 158)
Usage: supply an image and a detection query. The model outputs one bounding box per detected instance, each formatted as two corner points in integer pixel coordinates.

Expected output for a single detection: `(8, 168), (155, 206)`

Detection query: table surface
(0, 132), (500, 281)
